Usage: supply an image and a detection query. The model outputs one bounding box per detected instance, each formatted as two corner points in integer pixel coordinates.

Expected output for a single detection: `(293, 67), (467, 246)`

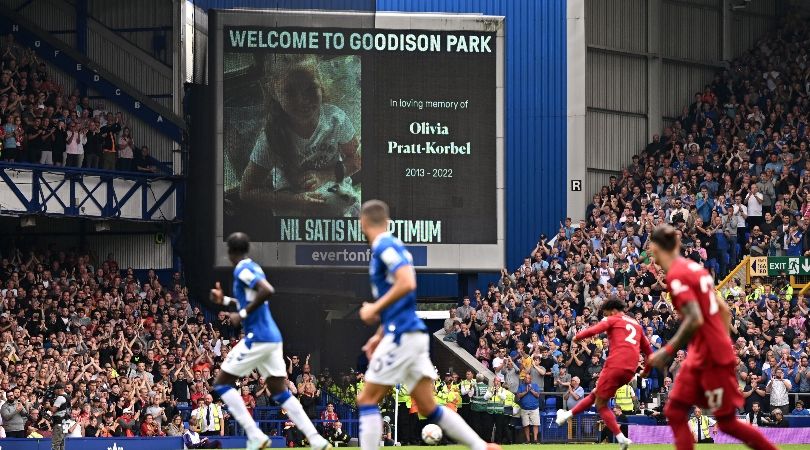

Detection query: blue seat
(544, 397), (557, 412)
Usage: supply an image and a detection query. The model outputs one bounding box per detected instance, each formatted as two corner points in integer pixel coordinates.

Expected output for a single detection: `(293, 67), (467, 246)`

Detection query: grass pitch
(229, 444), (807, 450)
(391, 446), (806, 450)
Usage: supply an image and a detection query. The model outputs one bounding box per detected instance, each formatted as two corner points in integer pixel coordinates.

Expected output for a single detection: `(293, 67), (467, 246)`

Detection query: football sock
(214, 385), (263, 441)
(716, 416), (778, 450)
(427, 406), (487, 450)
(359, 404), (382, 450)
(597, 405), (621, 436)
(664, 400), (695, 450)
(570, 393), (595, 415)
(273, 390), (326, 445)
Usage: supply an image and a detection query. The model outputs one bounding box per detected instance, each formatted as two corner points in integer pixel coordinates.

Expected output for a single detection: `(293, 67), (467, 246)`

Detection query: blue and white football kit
(220, 258), (287, 378)
(358, 232), (488, 450)
(363, 232), (434, 389)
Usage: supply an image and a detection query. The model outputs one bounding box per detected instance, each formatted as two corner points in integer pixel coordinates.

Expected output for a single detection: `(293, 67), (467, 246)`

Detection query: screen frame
(210, 9), (505, 272)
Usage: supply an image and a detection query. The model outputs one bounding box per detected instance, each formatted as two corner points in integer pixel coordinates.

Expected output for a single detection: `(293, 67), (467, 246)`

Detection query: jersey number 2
(624, 323), (637, 344)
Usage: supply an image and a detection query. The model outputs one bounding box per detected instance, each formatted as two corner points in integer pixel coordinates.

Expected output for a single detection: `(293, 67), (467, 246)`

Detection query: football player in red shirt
(646, 225), (777, 450)
(555, 298), (651, 449)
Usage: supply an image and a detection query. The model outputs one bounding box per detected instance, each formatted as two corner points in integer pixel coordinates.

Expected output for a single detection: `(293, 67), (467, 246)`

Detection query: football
(421, 423), (443, 445)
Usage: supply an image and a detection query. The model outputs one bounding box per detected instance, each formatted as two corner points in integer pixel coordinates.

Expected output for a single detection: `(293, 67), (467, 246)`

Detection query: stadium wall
(585, 0), (782, 217)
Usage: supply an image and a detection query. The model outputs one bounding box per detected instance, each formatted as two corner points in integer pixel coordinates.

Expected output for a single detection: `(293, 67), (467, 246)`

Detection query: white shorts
(221, 340), (286, 378)
(365, 332), (436, 389)
(520, 408), (540, 426)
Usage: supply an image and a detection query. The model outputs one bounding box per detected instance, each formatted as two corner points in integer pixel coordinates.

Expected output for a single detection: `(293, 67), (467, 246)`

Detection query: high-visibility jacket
(503, 389), (517, 416)
(486, 386), (508, 414)
(689, 415), (714, 441)
(193, 404), (222, 432)
(459, 379), (475, 406)
(443, 386), (462, 412)
(470, 381), (489, 412)
(396, 384), (412, 408)
(614, 385), (635, 412)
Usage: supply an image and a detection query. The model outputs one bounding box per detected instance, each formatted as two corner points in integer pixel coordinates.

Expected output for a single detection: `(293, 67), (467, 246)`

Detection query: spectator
(766, 368), (791, 412)
(100, 114), (121, 170)
(83, 119), (100, 168)
(62, 410), (85, 438)
(320, 403), (338, 431)
(139, 413), (165, 437)
(563, 376), (584, 411)
(0, 387), (28, 437)
(326, 420), (350, 447)
(117, 127), (134, 171)
(65, 120), (86, 167)
(515, 372), (540, 444)
(3, 114), (18, 161)
(791, 400), (809, 416)
(167, 415), (185, 436)
(117, 407), (140, 437)
(297, 374), (319, 419)
(745, 402), (767, 427)
(134, 145), (158, 173)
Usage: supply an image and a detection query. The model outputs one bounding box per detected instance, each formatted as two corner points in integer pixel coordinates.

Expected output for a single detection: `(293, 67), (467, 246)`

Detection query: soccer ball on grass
(421, 424), (443, 445)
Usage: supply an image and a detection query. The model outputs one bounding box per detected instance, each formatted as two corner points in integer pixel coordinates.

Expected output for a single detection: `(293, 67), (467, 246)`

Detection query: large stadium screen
(212, 11), (504, 270)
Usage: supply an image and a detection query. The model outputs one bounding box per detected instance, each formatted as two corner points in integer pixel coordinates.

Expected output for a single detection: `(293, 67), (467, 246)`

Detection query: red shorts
(669, 362), (743, 417)
(595, 367), (636, 399)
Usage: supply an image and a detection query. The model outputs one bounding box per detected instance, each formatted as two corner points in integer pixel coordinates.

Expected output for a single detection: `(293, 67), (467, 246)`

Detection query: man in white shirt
(62, 410), (84, 438)
(746, 184), (764, 229)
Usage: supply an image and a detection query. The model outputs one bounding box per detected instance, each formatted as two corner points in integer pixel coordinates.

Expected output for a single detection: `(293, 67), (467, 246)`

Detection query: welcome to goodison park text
(227, 29), (493, 53)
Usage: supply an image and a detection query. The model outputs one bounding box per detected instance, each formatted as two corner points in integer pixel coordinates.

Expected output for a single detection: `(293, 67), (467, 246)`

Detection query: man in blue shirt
(209, 232), (329, 450)
(356, 200), (498, 450)
(515, 373), (541, 443)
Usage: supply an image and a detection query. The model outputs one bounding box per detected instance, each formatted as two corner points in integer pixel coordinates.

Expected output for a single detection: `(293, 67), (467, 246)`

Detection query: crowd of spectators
(0, 34), (160, 173)
(442, 19), (810, 437)
(0, 242), (359, 444)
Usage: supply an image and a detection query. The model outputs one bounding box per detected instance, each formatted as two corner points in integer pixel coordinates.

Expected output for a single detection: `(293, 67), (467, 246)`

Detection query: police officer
(49, 383), (69, 450)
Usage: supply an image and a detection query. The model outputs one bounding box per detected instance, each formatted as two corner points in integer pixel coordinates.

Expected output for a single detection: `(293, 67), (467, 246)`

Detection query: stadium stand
(0, 241), (363, 442)
(0, 34), (162, 173)
(440, 17), (810, 440)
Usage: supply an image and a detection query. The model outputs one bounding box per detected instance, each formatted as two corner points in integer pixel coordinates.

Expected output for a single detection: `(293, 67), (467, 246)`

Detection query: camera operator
(0, 387), (29, 437)
(48, 383), (70, 450)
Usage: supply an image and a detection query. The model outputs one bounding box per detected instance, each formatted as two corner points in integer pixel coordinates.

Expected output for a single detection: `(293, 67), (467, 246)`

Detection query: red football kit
(665, 257), (741, 416)
(575, 314), (653, 398)
(662, 257), (776, 450)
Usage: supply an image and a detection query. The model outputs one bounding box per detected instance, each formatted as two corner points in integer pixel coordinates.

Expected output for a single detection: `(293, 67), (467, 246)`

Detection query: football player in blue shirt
(210, 232), (330, 450)
(356, 200), (498, 450)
